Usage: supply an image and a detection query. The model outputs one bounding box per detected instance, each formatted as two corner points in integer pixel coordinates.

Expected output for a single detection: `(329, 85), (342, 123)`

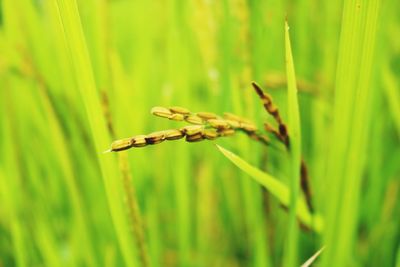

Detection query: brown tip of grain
(251, 81), (264, 97)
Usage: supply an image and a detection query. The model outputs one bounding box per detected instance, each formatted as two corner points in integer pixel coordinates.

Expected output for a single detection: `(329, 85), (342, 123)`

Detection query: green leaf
(216, 145), (323, 233)
(322, 0), (382, 266)
(51, 1), (139, 266)
(284, 19), (302, 267)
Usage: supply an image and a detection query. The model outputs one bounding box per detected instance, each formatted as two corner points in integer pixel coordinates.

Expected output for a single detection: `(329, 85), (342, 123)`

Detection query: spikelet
(169, 106), (190, 115)
(207, 119), (230, 130)
(151, 106), (172, 118)
(203, 129), (218, 140)
(197, 112), (218, 120)
(145, 131), (166, 145)
(185, 115), (203, 125)
(109, 138), (133, 152)
(132, 135), (147, 147)
(164, 129), (184, 140)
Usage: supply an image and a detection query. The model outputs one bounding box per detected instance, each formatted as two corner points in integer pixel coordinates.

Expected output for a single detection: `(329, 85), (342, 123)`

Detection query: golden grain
(207, 119), (230, 129)
(203, 129), (218, 140)
(151, 106), (172, 118)
(164, 129), (185, 140)
(132, 135), (147, 147)
(240, 122), (257, 132)
(218, 129), (235, 136)
(169, 106), (191, 114)
(225, 119), (241, 128)
(168, 113), (185, 121)
(108, 104), (268, 152)
(197, 111), (217, 120)
(180, 125), (204, 136)
(110, 138), (133, 151)
(145, 131), (166, 145)
(186, 132), (204, 142)
(185, 115), (204, 125)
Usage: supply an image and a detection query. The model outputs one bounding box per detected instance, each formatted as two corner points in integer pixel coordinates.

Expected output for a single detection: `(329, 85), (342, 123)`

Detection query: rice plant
(1, 0), (399, 267)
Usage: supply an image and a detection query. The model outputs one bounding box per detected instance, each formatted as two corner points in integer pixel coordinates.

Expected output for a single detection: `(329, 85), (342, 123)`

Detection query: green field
(0, 0), (399, 266)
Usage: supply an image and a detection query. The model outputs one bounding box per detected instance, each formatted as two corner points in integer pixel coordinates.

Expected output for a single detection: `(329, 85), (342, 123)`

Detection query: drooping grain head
(107, 103), (272, 152)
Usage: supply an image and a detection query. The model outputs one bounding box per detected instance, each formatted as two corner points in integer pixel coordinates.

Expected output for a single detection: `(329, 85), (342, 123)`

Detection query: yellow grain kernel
(110, 138), (133, 152)
(164, 129), (185, 140)
(180, 125), (204, 136)
(168, 113), (185, 121)
(218, 129), (235, 137)
(240, 122), (257, 132)
(151, 106), (172, 118)
(185, 115), (204, 125)
(197, 111), (217, 120)
(169, 106), (190, 115)
(225, 119), (241, 128)
(132, 135), (147, 147)
(203, 129), (218, 140)
(145, 131), (166, 145)
(208, 119), (230, 129)
(186, 132), (204, 142)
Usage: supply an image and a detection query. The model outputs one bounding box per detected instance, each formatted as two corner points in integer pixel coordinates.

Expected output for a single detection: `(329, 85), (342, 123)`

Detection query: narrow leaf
(284, 19), (302, 267)
(216, 145), (323, 233)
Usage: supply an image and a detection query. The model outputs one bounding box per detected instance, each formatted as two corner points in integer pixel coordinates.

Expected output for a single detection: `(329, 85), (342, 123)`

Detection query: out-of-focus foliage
(0, 0), (398, 266)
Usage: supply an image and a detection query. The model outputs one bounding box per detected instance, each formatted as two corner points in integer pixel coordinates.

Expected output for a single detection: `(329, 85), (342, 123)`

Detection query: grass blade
(382, 66), (400, 139)
(284, 20), (302, 267)
(51, 1), (140, 266)
(322, 0), (381, 266)
(216, 145), (323, 233)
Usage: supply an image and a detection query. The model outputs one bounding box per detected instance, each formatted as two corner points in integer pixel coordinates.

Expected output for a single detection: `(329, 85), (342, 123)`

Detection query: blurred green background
(0, 0), (399, 266)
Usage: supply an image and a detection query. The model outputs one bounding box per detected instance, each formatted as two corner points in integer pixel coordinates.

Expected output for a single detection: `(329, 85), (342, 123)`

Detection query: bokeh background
(0, 0), (399, 266)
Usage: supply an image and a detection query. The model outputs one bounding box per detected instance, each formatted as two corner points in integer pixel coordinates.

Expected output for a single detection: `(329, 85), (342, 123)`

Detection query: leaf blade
(216, 145), (323, 233)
